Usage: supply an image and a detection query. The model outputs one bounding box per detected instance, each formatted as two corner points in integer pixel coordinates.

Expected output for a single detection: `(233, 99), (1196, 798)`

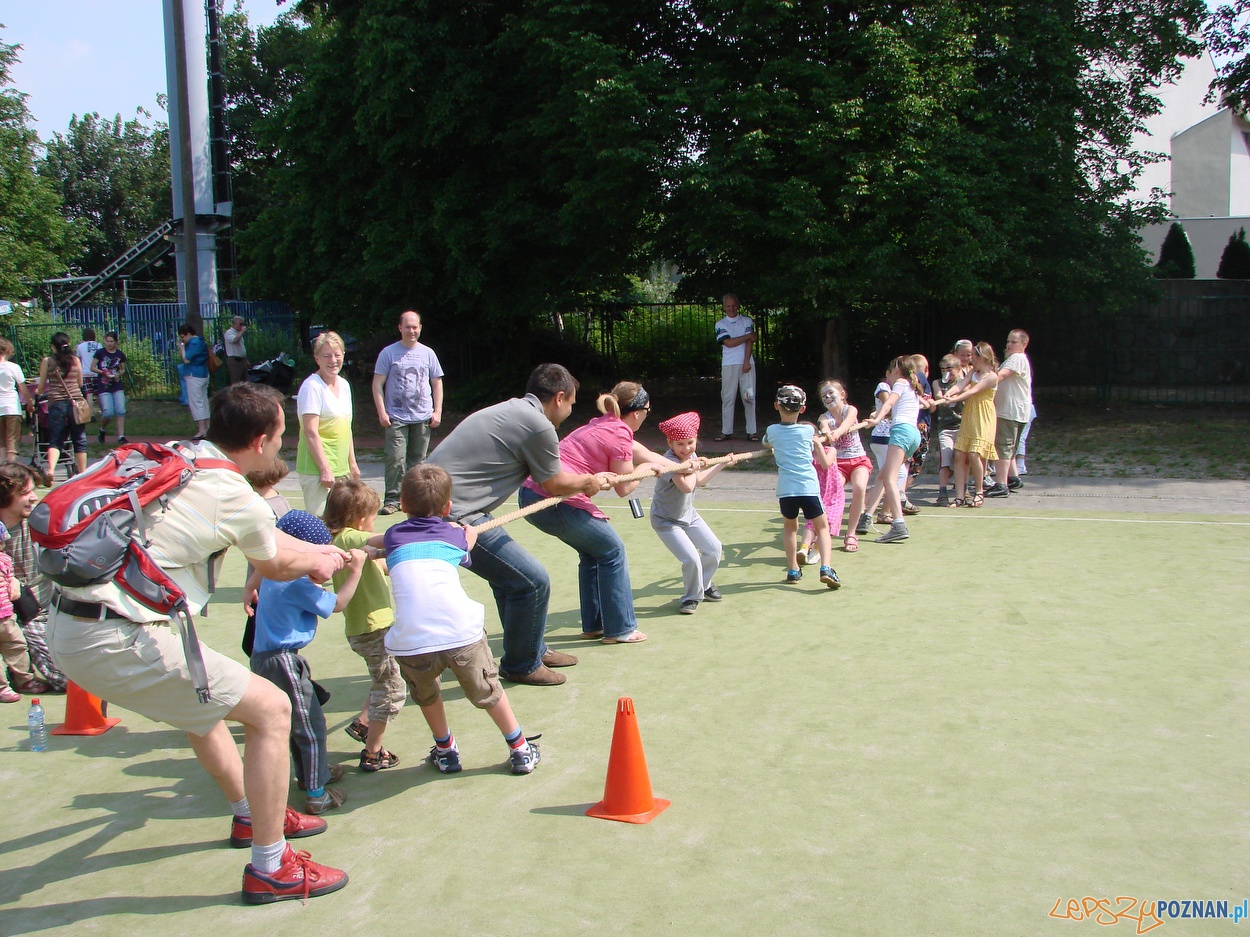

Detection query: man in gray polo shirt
(428, 364), (609, 686)
(373, 310), (445, 514)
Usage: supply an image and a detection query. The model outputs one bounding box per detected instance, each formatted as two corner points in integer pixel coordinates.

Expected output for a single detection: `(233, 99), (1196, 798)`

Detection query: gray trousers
(383, 420), (431, 505)
(654, 516), (722, 604)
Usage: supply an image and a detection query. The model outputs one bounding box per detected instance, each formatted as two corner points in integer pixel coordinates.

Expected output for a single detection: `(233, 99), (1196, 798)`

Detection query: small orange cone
(586, 696), (670, 824)
(51, 681), (121, 736)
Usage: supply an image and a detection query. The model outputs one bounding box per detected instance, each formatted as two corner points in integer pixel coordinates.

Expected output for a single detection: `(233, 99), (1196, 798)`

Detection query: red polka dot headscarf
(658, 411), (700, 442)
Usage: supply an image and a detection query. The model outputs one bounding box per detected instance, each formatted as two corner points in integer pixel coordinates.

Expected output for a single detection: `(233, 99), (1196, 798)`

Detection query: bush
(1216, 227), (1250, 279)
(1154, 222), (1196, 278)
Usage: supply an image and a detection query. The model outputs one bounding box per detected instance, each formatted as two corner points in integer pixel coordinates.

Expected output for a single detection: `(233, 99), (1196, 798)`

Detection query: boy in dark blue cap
(252, 509), (367, 814)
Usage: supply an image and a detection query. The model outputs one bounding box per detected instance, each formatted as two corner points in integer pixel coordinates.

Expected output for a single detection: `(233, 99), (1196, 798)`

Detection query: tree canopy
(0, 32), (78, 298)
(1206, 0), (1250, 113)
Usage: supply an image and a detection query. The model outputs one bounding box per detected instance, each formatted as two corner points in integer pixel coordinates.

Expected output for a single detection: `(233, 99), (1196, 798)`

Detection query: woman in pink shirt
(519, 381), (660, 645)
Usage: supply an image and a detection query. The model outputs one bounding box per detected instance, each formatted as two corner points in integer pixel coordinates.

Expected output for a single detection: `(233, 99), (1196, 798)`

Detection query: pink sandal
(843, 535), (859, 553)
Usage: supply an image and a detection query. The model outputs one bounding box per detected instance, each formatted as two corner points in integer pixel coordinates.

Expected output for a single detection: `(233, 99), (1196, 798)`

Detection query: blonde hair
(888, 356), (924, 397)
(973, 342), (999, 370)
(939, 354), (959, 371)
(312, 330), (345, 357)
(597, 380), (646, 417)
(323, 478), (382, 534)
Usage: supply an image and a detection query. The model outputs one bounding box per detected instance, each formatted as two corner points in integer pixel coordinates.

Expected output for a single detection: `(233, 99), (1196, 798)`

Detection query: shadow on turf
(0, 893), (233, 934)
(530, 802), (599, 818)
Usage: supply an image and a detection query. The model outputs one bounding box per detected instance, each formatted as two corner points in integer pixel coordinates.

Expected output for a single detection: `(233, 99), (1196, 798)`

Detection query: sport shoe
(796, 546), (812, 566)
(509, 736), (542, 775)
(378, 502), (400, 516)
(230, 806), (328, 848)
(935, 492), (949, 507)
(1007, 476), (1023, 491)
(702, 584), (722, 602)
(985, 483), (1010, 498)
(875, 521), (910, 544)
(343, 718), (369, 744)
(427, 743), (463, 774)
(784, 569), (802, 583)
(241, 845), (349, 904)
(678, 599), (699, 614)
(819, 566), (841, 590)
(117, 436), (128, 444)
(854, 513), (871, 535)
(97, 430), (106, 444)
(303, 786), (346, 814)
(0, 686), (20, 703)
(901, 502), (921, 516)
(360, 748), (400, 772)
(806, 544), (821, 565)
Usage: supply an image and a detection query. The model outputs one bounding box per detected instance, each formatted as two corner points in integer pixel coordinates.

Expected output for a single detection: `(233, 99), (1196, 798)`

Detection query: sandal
(579, 630), (604, 640)
(965, 494), (984, 508)
(948, 498), (967, 508)
(601, 630), (648, 645)
(746, 433), (759, 442)
(712, 434), (732, 442)
(843, 535), (858, 553)
(360, 748), (401, 772)
(343, 718), (369, 744)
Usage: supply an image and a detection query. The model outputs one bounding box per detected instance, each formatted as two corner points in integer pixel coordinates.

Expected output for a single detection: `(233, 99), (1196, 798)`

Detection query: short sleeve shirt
(995, 353), (1033, 423)
(332, 527), (395, 636)
(428, 394), (563, 521)
(522, 414), (632, 518)
(92, 348), (126, 394)
(0, 360), (25, 416)
(763, 422), (820, 498)
(76, 341), (102, 379)
(714, 314), (755, 367)
(870, 382), (893, 440)
(373, 341), (444, 423)
(890, 379), (920, 427)
(296, 374), (354, 477)
(254, 576), (336, 653)
(65, 441), (278, 619)
(650, 448), (697, 528)
(223, 327), (246, 358)
(382, 516), (484, 656)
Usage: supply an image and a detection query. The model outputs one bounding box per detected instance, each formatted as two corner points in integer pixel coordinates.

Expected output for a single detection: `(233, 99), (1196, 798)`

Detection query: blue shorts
(887, 423), (921, 459)
(778, 495), (824, 521)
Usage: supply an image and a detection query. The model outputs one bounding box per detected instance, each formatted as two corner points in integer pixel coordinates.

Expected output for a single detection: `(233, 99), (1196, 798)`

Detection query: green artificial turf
(2, 501), (1247, 936)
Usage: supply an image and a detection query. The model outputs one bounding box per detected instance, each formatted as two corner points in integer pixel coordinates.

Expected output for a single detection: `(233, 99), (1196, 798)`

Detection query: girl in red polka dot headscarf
(646, 412), (737, 615)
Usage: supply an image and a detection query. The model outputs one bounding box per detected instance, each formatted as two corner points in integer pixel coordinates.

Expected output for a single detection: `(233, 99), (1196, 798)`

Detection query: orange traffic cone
(51, 681), (121, 736)
(586, 696), (670, 824)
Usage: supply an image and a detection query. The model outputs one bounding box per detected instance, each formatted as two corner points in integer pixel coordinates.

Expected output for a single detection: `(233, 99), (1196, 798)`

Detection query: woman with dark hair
(36, 332), (88, 484)
(519, 381), (661, 645)
(177, 324), (211, 439)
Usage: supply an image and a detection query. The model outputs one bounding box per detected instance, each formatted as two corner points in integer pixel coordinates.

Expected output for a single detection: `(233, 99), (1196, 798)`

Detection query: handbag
(14, 583), (41, 624)
(54, 368), (92, 424)
(207, 345), (223, 374)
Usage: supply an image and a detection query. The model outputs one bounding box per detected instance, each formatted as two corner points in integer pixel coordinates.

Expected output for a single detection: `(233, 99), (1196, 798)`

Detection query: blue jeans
(466, 518), (551, 677)
(518, 488), (637, 639)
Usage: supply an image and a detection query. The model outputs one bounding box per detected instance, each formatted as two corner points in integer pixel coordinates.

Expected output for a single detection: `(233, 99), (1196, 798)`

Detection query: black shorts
(779, 495), (824, 521)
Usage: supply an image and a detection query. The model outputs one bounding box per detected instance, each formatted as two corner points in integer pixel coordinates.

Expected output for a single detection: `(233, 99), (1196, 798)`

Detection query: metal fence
(9, 301), (302, 400)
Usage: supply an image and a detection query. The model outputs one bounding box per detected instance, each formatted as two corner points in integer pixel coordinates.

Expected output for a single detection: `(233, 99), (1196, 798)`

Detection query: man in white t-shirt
(372, 310), (445, 514)
(987, 329), (1033, 497)
(223, 315), (250, 384)
(713, 293), (757, 441)
(76, 328), (102, 416)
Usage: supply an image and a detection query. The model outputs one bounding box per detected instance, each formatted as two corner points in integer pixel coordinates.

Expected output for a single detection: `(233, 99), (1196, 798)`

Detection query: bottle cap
(31, 698), (40, 705)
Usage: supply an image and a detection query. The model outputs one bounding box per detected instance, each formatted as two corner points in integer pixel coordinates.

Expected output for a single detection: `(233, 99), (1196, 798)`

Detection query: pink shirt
(0, 551), (14, 619)
(523, 414), (634, 518)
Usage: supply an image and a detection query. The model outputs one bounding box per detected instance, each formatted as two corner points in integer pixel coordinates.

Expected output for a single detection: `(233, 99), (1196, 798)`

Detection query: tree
(1216, 227), (1250, 278)
(1154, 222), (1196, 278)
(1206, 1), (1250, 114)
(0, 32), (78, 297)
(39, 111), (171, 276)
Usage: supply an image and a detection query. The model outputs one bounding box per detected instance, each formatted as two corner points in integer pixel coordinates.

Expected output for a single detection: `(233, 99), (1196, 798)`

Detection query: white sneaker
(806, 545), (820, 565)
(796, 546), (812, 566)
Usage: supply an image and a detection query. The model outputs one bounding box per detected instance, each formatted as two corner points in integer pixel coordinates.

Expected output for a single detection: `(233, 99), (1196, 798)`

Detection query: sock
(307, 786), (325, 799)
(230, 797), (250, 819)
(435, 732), (455, 751)
(505, 727), (526, 750)
(252, 838), (287, 874)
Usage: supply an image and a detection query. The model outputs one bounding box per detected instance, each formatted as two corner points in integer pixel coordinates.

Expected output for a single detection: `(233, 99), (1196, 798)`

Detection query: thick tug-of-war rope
(475, 447), (774, 532)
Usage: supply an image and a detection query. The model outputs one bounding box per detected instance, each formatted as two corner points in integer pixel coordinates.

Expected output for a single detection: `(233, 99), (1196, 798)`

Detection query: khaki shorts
(994, 418), (1025, 462)
(395, 636), (502, 710)
(346, 628), (406, 724)
(46, 608), (250, 736)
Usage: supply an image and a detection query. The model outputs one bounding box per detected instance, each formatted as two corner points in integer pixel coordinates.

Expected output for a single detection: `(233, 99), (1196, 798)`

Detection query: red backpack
(29, 441), (241, 703)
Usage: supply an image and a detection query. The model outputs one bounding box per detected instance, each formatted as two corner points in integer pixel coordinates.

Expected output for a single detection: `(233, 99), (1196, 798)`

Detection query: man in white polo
(372, 310), (445, 514)
(987, 329), (1032, 497)
(223, 315), (250, 384)
(714, 293), (757, 441)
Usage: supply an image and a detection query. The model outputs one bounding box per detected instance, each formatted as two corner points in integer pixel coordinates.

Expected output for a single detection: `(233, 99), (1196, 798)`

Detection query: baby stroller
(24, 383), (77, 484)
(247, 353), (296, 395)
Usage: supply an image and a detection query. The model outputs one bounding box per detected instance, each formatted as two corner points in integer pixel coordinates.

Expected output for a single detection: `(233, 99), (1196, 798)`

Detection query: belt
(52, 593), (127, 621)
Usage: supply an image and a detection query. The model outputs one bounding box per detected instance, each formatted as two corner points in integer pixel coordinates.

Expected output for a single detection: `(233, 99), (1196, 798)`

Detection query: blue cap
(276, 509), (332, 545)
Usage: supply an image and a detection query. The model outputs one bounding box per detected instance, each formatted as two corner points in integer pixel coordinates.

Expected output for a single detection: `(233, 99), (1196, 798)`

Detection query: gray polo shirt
(428, 394), (563, 521)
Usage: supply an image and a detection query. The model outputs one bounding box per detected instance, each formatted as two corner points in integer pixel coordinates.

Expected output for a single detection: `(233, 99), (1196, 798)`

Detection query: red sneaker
(241, 846), (348, 905)
(229, 807), (328, 848)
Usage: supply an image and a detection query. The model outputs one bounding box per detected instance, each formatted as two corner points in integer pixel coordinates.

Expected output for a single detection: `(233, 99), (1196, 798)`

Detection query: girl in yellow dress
(936, 341), (999, 507)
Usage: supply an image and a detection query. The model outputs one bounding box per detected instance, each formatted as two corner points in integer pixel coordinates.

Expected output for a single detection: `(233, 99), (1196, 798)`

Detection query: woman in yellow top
(935, 341), (999, 508)
(296, 331), (360, 516)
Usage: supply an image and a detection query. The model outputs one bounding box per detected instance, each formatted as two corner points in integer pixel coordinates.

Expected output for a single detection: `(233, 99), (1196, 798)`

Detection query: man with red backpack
(43, 383), (353, 904)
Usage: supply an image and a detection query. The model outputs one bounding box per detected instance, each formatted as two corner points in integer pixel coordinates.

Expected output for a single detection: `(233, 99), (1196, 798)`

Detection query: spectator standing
(0, 339), (32, 462)
(224, 315), (251, 385)
(76, 328), (102, 417)
(713, 293), (758, 442)
(177, 324), (211, 440)
(987, 329), (1033, 498)
(37, 332), (88, 482)
(372, 310), (444, 515)
(296, 331), (360, 517)
(92, 331), (128, 446)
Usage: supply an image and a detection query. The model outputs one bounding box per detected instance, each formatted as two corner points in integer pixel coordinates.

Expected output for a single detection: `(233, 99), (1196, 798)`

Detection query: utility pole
(169, 0), (202, 336)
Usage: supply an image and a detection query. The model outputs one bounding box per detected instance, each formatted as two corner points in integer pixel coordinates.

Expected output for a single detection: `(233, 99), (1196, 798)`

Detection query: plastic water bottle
(28, 698), (47, 752)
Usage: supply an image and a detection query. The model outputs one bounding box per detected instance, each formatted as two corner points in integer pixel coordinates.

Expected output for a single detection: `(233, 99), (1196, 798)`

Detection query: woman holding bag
(177, 324), (211, 440)
(36, 332), (89, 485)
